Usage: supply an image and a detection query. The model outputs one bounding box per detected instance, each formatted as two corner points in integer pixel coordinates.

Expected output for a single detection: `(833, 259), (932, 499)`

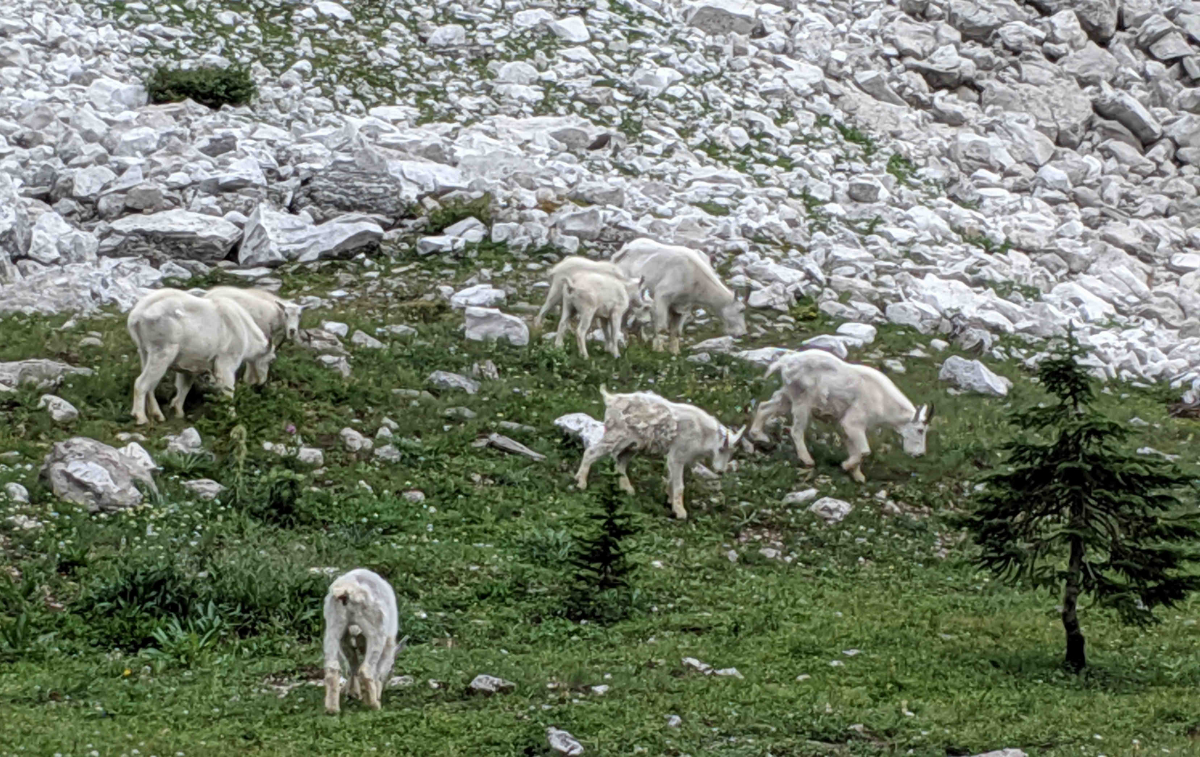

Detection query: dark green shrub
(147, 65), (256, 110)
(425, 194), (492, 234)
(567, 477), (640, 625)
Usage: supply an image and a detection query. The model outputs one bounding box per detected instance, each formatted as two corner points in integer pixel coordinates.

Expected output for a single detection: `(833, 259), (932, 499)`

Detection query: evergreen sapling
(568, 475), (639, 624)
(964, 327), (1200, 670)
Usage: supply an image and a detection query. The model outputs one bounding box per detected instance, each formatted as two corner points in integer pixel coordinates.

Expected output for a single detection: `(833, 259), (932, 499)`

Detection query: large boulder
(239, 205), (383, 266)
(26, 211), (99, 265)
(939, 357), (1012, 396)
(684, 0), (759, 35)
(40, 437), (158, 513)
(103, 209), (242, 263)
(979, 79), (1092, 147)
(1093, 86), (1163, 146)
(0, 172), (29, 281)
(0, 359), (93, 391)
(1023, 0), (1118, 43)
(291, 168), (414, 226)
(464, 307), (529, 346)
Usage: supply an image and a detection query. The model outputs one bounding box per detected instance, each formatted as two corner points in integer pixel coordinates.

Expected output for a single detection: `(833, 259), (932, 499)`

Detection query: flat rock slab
(0, 359), (93, 390)
(105, 210), (241, 263)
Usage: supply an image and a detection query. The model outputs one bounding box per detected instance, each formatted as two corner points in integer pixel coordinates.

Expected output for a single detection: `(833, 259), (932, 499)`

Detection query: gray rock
(809, 497), (853, 524)
(26, 211), (98, 265)
(451, 284), (506, 309)
(182, 479), (225, 500)
(4, 482), (30, 504)
(298, 328), (348, 356)
(684, 0), (758, 35)
(38, 394), (79, 423)
(240, 205), (383, 267)
(0, 359), (92, 390)
(340, 427), (374, 452)
(318, 355), (353, 377)
(40, 437), (158, 513)
(1026, 0), (1117, 43)
(0, 172), (30, 278)
(1059, 42), (1118, 86)
(428, 370), (480, 394)
(969, 751), (1027, 757)
(473, 433), (546, 461)
(104, 210), (242, 263)
(469, 674), (516, 695)
(947, 0), (1019, 42)
(166, 427), (204, 456)
(980, 80), (1092, 147)
(350, 330), (386, 349)
(1093, 87), (1163, 146)
(555, 413), (606, 449)
(547, 727), (584, 756)
(782, 488), (819, 505)
(291, 168), (419, 225)
(296, 447), (324, 466)
(548, 17), (590, 43)
(938, 356), (1012, 396)
(374, 444), (401, 462)
(464, 307), (529, 346)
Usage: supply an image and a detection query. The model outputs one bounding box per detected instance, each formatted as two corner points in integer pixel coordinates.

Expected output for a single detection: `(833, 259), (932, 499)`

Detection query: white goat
(323, 568), (401, 714)
(533, 256), (649, 339)
(612, 238), (747, 354)
(555, 271), (644, 359)
(748, 349), (933, 482)
(575, 386), (746, 520)
(127, 288), (274, 425)
(203, 286), (302, 384)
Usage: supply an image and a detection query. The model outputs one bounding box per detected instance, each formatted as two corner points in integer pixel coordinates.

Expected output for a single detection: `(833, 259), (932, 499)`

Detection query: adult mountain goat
(749, 349), (933, 482)
(612, 238), (746, 353)
(574, 386), (746, 520)
(126, 288), (274, 425)
(203, 286), (302, 384)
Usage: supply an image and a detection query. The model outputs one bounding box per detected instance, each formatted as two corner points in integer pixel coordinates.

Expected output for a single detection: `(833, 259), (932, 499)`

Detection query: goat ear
(731, 425), (747, 444)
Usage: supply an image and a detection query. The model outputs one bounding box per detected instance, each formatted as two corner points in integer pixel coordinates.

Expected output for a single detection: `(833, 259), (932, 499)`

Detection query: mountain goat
(574, 386), (746, 520)
(555, 271), (645, 359)
(126, 288), (274, 425)
(612, 238), (747, 354)
(749, 349), (933, 482)
(323, 568), (402, 714)
(203, 286), (302, 384)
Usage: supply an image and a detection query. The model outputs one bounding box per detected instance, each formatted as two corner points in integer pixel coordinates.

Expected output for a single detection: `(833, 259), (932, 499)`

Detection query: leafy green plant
(567, 477), (640, 625)
(425, 194), (492, 234)
(147, 65), (256, 110)
(887, 153), (917, 185)
(963, 328), (1200, 671)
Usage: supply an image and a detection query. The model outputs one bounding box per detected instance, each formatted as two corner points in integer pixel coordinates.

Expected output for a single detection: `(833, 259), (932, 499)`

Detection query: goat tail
(599, 384), (612, 402)
(332, 582), (370, 608)
(348, 623), (363, 637)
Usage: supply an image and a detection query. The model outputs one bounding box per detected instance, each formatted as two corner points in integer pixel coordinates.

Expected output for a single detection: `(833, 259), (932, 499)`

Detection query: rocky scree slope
(2, 0), (1200, 391)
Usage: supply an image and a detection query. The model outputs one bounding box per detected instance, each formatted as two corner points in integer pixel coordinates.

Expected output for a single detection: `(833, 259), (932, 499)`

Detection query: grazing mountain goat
(748, 349), (933, 483)
(574, 386), (746, 520)
(555, 271), (645, 359)
(126, 288), (274, 425)
(612, 238), (746, 354)
(203, 286), (302, 383)
(323, 568), (402, 714)
(534, 257), (624, 329)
